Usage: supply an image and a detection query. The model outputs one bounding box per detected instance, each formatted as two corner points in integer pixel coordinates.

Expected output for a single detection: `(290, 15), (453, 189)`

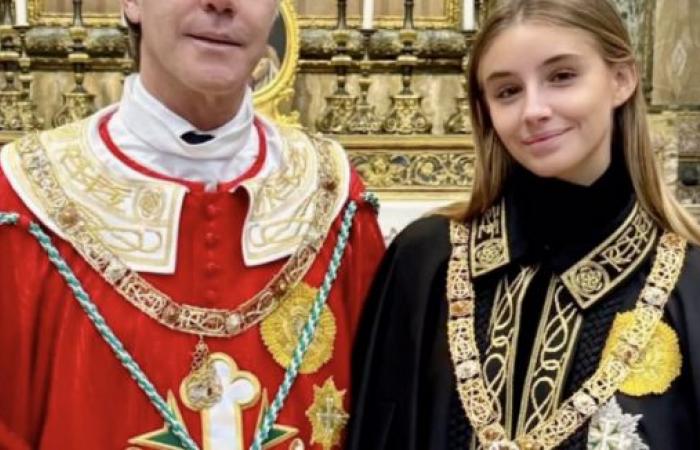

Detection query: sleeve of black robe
(347, 216), (471, 450)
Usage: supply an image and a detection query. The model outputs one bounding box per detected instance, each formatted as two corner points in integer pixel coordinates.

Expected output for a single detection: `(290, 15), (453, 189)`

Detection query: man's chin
(184, 73), (249, 97)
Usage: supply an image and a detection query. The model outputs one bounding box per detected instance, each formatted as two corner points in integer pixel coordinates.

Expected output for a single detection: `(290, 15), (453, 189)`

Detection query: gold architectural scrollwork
(383, 25), (432, 135)
(52, 90), (95, 127)
(28, 0), (121, 27)
(253, 0), (301, 126)
(346, 29), (382, 134)
(15, 24), (42, 131)
(53, 6), (96, 127)
(316, 93), (357, 134)
(445, 33), (474, 135)
(298, 0), (460, 30)
(0, 24), (22, 131)
(316, 15), (358, 134)
(348, 150), (474, 190)
(382, 93), (432, 134)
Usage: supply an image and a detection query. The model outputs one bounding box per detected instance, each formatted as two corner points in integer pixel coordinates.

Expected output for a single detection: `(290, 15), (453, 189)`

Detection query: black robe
(348, 159), (700, 450)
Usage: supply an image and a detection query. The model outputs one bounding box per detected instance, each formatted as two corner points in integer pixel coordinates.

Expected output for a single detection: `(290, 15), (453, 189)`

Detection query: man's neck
(139, 70), (246, 132)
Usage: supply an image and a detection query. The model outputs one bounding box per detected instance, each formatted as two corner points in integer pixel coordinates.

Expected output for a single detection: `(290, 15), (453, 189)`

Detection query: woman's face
(478, 23), (636, 185)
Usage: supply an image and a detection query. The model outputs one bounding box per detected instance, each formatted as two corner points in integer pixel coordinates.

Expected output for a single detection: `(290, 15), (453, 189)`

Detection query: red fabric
(0, 149), (384, 448)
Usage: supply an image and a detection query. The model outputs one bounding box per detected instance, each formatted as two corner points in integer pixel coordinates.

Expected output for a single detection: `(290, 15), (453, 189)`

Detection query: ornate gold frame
(300, 0), (460, 29)
(28, 0), (121, 27)
(253, 0), (300, 126)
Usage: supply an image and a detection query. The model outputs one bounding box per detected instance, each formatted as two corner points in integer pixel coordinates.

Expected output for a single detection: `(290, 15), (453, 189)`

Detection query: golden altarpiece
(0, 0), (698, 239)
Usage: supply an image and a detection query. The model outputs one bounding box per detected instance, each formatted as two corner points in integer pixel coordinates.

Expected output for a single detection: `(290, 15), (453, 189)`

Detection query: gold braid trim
(447, 219), (686, 450)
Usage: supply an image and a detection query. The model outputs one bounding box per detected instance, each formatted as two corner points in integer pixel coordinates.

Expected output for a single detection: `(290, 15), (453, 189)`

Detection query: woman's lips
(522, 128), (571, 146)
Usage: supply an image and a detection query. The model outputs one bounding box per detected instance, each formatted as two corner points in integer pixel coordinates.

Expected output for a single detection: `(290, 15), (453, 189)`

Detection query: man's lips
(522, 128), (571, 145)
(187, 33), (240, 47)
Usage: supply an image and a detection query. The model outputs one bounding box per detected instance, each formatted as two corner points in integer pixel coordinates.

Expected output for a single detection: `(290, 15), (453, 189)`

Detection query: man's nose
(201, 0), (235, 15)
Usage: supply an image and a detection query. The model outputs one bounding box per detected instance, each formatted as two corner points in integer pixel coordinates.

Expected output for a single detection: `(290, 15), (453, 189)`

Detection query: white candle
(462, 0), (475, 31)
(15, 0), (28, 26)
(361, 0), (374, 30)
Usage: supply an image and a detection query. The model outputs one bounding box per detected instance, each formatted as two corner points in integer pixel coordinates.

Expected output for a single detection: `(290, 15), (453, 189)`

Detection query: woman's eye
(550, 71), (577, 83)
(495, 86), (521, 99)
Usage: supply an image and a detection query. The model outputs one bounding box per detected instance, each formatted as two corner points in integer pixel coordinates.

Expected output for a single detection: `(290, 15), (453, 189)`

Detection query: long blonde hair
(445, 0), (700, 245)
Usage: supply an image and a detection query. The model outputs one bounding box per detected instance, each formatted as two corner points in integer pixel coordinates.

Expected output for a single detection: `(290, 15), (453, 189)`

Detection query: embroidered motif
(129, 391), (191, 450)
(305, 378), (349, 450)
(260, 282), (336, 374)
(587, 398), (649, 450)
(0, 119), (185, 273)
(482, 266), (538, 435)
(561, 204), (657, 309)
(602, 312), (682, 396)
(517, 278), (583, 436)
(470, 199), (509, 277)
(241, 130), (350, 265)
(446, 219), (685, 449)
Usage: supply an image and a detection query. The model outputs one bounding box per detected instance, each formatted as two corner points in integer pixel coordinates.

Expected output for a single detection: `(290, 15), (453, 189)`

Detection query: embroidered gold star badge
(305, 378), (349, 450)
(260, 282), (336, 374)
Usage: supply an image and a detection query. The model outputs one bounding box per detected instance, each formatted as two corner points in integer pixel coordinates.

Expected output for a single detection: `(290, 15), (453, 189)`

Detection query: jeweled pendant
(182, 360), (223, 410)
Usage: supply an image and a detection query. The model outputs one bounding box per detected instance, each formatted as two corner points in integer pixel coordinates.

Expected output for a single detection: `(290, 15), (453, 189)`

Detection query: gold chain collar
(446, 218), (686, 450)
(16, 131), (342, 337)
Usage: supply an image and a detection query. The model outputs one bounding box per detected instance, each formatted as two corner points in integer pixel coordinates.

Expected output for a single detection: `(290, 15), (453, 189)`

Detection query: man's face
(123, 0), (278, 98)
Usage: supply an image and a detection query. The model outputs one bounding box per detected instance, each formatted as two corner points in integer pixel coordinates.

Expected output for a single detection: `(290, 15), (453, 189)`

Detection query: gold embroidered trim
(2, 119), (185, 272)
(517, 278), (583, 436)
(14, 131), (342, 337)
(561, 203), (658, 309)
(447, 219), (685, 449)
(260, 282), (336, 374)
(241, 129), (349, 264)
(482, 266), (538, 436)
(601, 311), (682, 396)
(470, 198), (510, 277)
(468, 201), (657, 311)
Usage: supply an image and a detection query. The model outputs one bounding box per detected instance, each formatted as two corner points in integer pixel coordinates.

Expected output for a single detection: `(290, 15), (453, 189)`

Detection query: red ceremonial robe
(0, 113), (384, 450)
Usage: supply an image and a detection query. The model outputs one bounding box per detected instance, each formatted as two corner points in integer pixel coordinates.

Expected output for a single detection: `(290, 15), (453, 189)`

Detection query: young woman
(348, 0), (700, 449)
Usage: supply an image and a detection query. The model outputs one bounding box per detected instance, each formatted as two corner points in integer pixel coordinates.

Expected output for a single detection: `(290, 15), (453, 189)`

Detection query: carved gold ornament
(446, 218), (686, 449)
(601, 312), (682, 396)
(260, 282), (336, 374)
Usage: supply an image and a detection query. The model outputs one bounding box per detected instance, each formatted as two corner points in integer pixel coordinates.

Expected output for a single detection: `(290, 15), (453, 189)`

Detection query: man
(0, 0), (384, 448)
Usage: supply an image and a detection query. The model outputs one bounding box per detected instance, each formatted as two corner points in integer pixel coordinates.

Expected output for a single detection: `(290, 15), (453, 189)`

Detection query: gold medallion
(260, 282), (336, 374)
(305, 378), (349, 450)
(180, 337), (223, 410)
(602, 311), (682, 396)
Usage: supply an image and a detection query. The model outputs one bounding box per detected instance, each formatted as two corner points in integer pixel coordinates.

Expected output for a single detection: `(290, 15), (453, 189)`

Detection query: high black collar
(505, 148), (635, 273)
(467, 149), (659, 309)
